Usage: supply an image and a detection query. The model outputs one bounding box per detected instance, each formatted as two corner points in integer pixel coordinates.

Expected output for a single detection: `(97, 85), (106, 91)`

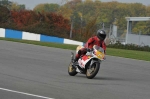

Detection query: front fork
(71, 52), (74, 62)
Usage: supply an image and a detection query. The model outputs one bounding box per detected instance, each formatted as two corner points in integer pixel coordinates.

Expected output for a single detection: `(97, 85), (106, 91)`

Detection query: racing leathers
(74, 36), (106, 62)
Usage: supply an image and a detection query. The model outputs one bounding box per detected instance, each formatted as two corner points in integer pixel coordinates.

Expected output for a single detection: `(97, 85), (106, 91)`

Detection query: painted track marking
(0, 87), (54, 99)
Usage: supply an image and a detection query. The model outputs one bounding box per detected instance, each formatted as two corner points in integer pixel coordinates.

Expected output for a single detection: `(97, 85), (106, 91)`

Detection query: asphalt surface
(0, 40), (150, 99)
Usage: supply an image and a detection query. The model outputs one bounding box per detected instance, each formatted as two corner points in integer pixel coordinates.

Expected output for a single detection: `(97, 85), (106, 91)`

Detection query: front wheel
(86, 62), (100, 79)
(68, 62), (78, 76)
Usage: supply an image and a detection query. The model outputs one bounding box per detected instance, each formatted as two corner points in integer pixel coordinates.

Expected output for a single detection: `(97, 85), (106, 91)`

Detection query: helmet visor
(99, 34), (106, 40)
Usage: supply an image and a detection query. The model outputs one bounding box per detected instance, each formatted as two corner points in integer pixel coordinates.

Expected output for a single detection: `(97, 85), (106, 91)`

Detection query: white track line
(0, 87), (54, 99)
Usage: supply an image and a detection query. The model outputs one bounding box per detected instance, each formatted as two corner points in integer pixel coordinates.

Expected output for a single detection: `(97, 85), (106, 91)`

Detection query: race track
(0, 40), (150, 99)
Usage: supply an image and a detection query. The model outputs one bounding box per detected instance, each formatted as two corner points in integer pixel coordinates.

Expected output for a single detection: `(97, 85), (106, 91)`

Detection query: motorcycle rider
(73, 29), (107, 66)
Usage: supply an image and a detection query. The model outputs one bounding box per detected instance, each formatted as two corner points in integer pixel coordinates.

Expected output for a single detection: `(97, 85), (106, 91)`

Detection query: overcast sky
(10, 0), (150, 10)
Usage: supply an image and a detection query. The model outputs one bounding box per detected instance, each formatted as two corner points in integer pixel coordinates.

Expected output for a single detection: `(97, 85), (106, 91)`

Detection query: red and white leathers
(74, 36), (106, 62)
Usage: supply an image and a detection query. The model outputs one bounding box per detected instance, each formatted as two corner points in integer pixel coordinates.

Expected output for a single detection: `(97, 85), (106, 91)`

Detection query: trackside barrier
(40, 35), (64, 44)
(0, 28), (5, 37)
(22, 32), (40, 41)
(0, 28), (84, 46)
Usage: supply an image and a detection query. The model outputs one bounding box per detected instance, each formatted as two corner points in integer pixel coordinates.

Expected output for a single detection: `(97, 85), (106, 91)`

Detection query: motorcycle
(68, 45), (105, 79)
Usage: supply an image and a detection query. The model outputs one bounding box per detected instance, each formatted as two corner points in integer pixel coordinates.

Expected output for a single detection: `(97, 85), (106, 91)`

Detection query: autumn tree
(42, 12), (70, 37)
(10, 2), (25, 11)
(0, 0), (12, 7)
(1, 0), (150, 41)
(11, 10), (39, 27)
(33, 3), (60, 13)
(0, 5), (10, 23)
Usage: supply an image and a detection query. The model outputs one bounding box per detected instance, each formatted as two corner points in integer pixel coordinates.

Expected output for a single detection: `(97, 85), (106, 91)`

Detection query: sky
(10, 0), (150, 10)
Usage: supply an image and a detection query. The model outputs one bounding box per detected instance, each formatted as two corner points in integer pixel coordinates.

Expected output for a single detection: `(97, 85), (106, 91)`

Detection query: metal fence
(106, 25), (126, 44)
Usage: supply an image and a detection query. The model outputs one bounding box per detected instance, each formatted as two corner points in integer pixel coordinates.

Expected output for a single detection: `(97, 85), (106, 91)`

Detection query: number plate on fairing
(78, 55), (91, 68)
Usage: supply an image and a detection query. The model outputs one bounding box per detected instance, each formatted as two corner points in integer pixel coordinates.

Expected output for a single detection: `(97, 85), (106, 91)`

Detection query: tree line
(0, 0), (150, 42)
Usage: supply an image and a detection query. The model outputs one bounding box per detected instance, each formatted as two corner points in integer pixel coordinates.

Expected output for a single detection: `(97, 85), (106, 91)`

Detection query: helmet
(97, 29), (106, 41)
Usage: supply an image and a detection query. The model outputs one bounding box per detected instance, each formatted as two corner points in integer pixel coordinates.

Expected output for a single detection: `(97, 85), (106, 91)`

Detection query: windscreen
(93, 45), (104, 53)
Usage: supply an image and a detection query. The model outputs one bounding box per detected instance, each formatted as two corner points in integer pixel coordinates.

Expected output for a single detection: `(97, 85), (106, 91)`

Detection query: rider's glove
(103, 56), (106, 60)
(86, 48), (90, 52)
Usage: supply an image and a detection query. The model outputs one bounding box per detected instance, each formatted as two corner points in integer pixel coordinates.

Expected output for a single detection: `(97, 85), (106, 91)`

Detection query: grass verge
(106, 48), (150, 61)
(0, 37), (150, 61)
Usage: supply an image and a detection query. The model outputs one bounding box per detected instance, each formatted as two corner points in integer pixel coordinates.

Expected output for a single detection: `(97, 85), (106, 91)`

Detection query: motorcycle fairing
(78, 55), (99, 68)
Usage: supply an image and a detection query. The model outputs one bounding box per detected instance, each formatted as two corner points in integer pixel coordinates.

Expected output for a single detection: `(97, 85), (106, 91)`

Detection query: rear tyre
(68, 62), (78, 76)
(86, 63), (100, 79)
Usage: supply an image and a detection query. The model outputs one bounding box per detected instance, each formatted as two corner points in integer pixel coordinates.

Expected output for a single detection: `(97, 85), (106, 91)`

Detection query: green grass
(0, 37), (77, 50)
(0, 37), (150, 61)
(106, 48), (150, 61)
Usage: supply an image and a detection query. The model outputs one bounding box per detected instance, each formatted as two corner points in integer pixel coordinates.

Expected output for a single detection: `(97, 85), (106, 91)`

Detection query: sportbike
(68, 45), (105, 79)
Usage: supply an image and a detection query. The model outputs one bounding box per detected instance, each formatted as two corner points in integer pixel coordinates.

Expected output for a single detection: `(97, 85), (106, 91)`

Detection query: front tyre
(68, 62), (78, 76)
(86, 62), (100, 79)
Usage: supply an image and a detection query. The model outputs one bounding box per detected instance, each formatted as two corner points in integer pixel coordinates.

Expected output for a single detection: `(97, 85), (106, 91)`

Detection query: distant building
(125, 17), (150, 46)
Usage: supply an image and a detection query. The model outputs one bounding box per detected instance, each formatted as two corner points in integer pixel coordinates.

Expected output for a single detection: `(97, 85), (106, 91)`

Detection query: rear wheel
(68, 62), (78, 76)
(86, 62), (100, 79)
